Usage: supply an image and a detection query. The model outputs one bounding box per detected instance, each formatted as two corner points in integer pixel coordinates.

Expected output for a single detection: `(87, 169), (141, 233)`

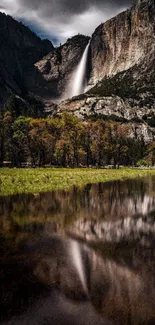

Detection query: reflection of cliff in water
(1, 235), (155, 325)
(1, 177), (155, 240)
(69, 210), (155, 247)
(1, 177), (155, 324)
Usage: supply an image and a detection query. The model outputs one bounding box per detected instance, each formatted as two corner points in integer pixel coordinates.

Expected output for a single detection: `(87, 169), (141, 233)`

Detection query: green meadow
(0, 168), (155, 196)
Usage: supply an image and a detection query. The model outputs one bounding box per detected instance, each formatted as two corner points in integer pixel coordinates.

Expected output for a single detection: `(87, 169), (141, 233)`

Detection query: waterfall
(71, 40), (90, 97)
(66, 40), (90, 99)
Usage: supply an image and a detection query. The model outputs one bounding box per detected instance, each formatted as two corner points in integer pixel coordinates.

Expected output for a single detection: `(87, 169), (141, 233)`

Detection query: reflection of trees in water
(87, 177), (155, 220)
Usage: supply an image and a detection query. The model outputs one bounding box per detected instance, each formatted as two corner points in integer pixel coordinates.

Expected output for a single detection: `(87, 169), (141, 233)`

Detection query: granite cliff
(89, 0), (155, 86)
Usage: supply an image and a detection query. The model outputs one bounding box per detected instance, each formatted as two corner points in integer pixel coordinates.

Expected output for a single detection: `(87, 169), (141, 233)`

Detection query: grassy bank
(1, 167), (155, 197)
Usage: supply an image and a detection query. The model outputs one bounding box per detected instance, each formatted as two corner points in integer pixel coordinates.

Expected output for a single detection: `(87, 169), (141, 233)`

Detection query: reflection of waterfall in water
(70, 240), (87, 294)
(65, 41), (90, 99)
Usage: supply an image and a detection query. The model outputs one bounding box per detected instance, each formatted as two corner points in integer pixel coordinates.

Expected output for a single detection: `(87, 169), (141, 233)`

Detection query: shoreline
(1, 167), (155, 197)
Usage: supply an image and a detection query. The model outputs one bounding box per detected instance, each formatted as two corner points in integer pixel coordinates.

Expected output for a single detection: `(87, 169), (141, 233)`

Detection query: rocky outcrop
(0, 12), (54, 107)
(57, 94), (155, 120)
(53, 94), (155, 142)
(35, 35), (90, 98)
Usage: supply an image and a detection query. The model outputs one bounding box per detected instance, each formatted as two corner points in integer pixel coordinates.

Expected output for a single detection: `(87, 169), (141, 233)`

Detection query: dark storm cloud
(1, 0), (134, 44)
(18, 0), (133, 16)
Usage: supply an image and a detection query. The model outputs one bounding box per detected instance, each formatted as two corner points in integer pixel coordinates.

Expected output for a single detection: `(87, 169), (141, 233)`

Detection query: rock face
(89, 0), (155, 86)
(0, 12), (54, 107)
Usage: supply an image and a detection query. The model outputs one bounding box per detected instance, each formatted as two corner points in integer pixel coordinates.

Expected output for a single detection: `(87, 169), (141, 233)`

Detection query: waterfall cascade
(65, 40), (90, 99)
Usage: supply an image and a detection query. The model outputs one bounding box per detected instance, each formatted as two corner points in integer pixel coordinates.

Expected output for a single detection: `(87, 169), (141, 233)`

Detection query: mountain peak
(0, 12), (54, 106)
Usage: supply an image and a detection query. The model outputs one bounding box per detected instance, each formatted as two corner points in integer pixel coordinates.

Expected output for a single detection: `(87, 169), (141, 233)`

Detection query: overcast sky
(0, 0), (134, 45)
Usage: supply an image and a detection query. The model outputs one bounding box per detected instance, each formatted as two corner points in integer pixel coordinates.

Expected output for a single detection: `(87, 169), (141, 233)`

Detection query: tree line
(0, 95), (155, 168)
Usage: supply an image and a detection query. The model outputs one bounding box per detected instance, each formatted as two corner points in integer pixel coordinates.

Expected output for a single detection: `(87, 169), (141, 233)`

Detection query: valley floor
(1, 168), (155, 196)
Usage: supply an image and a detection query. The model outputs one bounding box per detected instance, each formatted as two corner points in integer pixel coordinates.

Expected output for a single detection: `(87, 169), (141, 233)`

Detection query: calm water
(1, 177), (155, 325)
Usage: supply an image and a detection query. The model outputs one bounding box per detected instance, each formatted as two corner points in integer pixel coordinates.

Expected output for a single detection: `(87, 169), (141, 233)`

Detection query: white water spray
(66, 40), (90, 99)
(70, 240), (87, 294)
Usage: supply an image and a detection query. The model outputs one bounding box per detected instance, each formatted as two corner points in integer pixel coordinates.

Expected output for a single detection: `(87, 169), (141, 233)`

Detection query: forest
(0, 95), (155, 168)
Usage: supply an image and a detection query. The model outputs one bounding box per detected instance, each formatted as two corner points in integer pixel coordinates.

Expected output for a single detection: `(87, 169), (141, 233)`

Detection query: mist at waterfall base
(62, 40), (90, 101)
